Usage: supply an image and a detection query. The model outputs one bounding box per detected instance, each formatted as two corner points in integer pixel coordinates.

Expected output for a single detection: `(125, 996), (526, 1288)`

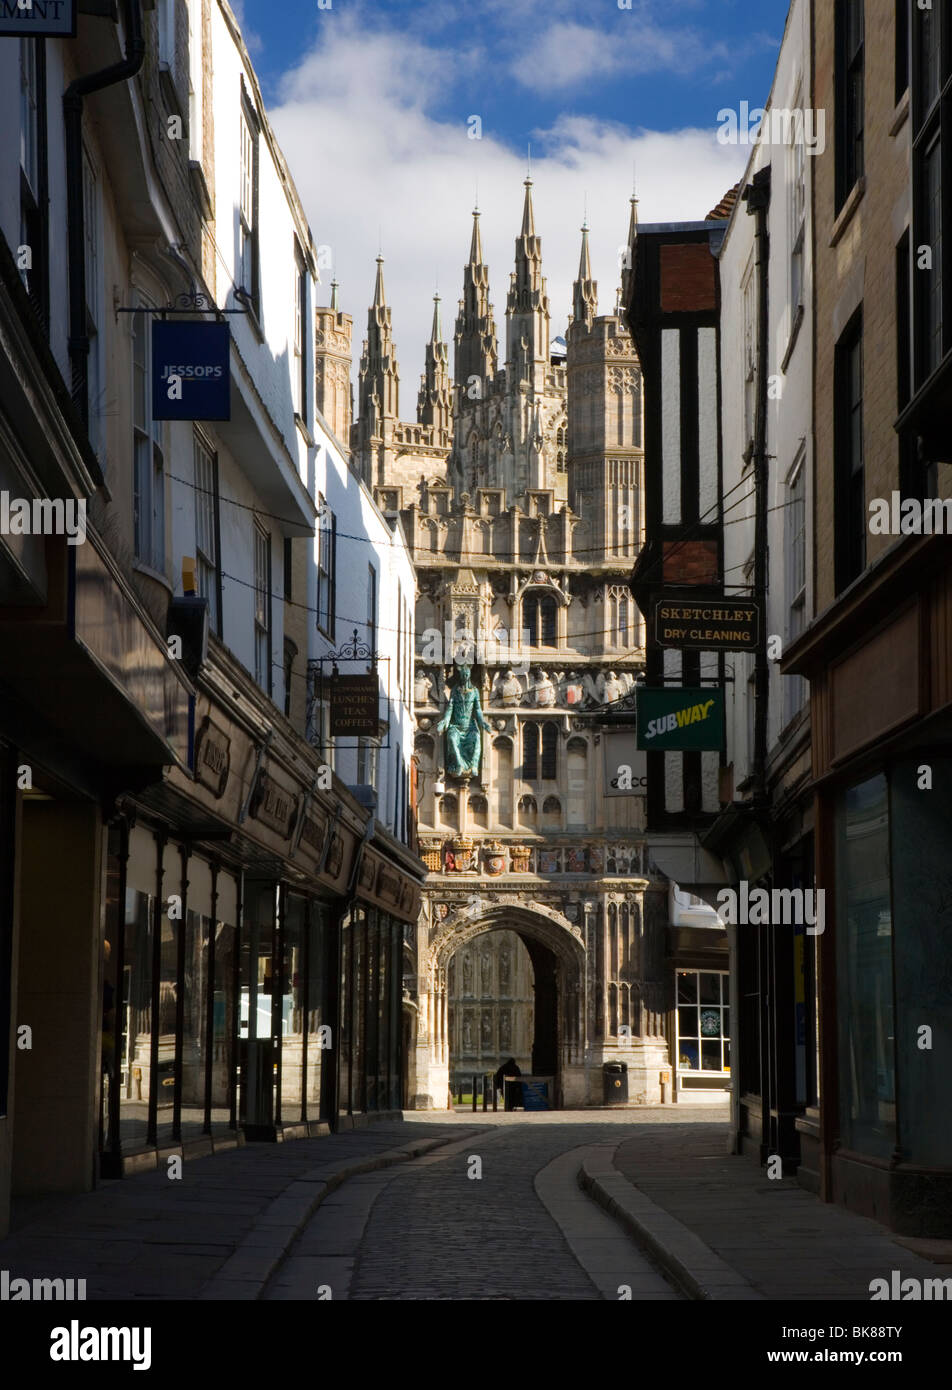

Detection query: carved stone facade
(346, 186), (674, 1107)
(448, 930), (534, 1081)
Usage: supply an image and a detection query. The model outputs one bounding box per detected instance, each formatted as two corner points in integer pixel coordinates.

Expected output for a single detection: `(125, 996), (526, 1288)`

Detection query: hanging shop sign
(152, 320), (230, 421)
(329, 672), (378, 736)
(637, 687), (725, 752)
(0, 0), (76, 37)
(652, 594), (762, 651)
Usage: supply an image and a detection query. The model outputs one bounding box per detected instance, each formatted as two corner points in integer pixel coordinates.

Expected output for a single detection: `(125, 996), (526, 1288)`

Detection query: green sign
(637, 687), (724, 752)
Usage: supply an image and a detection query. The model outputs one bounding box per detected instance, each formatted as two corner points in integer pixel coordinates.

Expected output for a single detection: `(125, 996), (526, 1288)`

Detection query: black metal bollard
(482, 1073), (488, 1111)
(472, 1075), (477, 1112)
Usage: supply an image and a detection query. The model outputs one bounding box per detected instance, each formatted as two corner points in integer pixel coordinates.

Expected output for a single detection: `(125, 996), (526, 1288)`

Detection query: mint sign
(0, 0), (75, 36)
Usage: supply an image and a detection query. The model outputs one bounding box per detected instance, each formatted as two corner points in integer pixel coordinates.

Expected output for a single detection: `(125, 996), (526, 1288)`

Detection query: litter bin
(603, 1060), (628, 1104)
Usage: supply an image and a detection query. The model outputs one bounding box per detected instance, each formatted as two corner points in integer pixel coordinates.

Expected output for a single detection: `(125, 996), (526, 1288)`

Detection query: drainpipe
(742, 165), (771, 810)
(64, 0), (145, 424)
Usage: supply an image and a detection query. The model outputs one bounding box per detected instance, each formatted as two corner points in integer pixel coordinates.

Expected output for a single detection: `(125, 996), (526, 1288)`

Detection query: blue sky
(238, 0), (792, 394)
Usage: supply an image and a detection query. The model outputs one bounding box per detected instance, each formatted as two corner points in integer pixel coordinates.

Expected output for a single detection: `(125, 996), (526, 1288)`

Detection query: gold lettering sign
(194, 717), (231, 798)
(250, 772), (297, 838)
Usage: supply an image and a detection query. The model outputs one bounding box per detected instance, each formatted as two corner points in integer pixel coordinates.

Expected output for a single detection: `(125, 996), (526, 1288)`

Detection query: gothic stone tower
(354, 186), (665, 1109)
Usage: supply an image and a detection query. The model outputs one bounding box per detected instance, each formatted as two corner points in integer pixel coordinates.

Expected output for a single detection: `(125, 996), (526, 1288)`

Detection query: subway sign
(637, 687), (725, 752)
(0, 0), (75, 36)
(152, 320), (231, 421)
(652, 594), (761, 651)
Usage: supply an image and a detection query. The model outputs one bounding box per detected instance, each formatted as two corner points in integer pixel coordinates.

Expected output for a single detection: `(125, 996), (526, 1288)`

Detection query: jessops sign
(152, 321), (230, 421)
(637, 687), (725, 752)
(0, 0), (75, 37)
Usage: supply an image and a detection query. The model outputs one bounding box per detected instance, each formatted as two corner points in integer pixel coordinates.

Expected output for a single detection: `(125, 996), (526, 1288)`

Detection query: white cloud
(269, 18), (748, 401)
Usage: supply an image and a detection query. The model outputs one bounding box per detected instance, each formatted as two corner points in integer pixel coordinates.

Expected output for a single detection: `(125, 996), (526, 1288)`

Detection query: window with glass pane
(211, 918), (236, 1128)
(120, 890), (153, 1152)
(540, 722), (558, 780)
(156, 905), (178, 1147)
(920, 135), (943, 379)
(317, 498), (336, 637)
(836, 773), (895, 1157)
(676, 970), (730, 1073)
(181, 909), (209, 1138)
(238, 100), (258, 313)
(133, 304), (165, 571)
(522, 722), (539, 781)
(784, 459), (807, 721)
(789, 96), (806, 308)
(280, 894), (306, 1122)
(254, 523), (270, 690)
(194, 434), (219, 632)
(306, 905), (331, 1122)
(836, 0), (865, 209)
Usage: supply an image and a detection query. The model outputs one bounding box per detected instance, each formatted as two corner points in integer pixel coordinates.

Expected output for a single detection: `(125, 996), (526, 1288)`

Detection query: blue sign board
(152, 321), (230, 421)
(521, 1080), (550, 1111)
(0, 0), (76, 37)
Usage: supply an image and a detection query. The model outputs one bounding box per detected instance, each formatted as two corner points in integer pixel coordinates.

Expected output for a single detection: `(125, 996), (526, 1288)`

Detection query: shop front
(785, 535), (952, 1234)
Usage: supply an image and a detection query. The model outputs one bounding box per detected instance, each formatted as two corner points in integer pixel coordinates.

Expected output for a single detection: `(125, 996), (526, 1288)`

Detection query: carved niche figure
(414, 667), (437, 707)
(437, 664), (490, 778)
(499, 948), (511, 991)
(559, 670), (585, 706)
(481, 952), (492, 995)
(492, 667), (524, 707)
(601, 670), (624, 704)
(532, 668), (556, 707)
(463, 1013), (474, 1049)
(462, 952), (473, 994)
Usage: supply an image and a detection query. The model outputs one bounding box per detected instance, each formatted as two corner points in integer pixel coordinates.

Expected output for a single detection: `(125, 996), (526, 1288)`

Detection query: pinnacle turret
(506, 178), (549, 388)
(418, 293), (452, 434)
(454, 209), (498, 391)
(572, 222), (598, 330)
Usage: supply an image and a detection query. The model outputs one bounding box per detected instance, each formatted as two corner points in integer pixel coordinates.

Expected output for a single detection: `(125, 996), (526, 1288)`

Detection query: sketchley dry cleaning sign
(652, 594), (761, 651)
(329, 673), (378, 737)
(152, 321), (230, 421)
(637, 687), (725, 752)
(0, 0), (75, 37)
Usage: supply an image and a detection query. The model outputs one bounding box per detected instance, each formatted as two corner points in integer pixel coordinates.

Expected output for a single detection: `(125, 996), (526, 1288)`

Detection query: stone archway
(411, 895), (587, 1110)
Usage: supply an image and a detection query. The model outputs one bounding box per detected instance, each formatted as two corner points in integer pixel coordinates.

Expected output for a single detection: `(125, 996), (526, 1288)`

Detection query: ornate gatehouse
(347, 182), (700, 1107)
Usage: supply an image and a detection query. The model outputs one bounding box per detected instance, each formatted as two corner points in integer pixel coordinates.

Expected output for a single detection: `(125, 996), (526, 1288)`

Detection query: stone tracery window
(523, 592), (557, 647)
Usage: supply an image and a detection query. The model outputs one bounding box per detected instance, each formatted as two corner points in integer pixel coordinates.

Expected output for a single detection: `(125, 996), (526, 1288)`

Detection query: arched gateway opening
(411, 897), (586, 1110)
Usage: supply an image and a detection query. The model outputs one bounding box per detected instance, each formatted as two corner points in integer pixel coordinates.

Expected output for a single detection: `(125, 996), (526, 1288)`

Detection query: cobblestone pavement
(264, 1113), (701, 1301)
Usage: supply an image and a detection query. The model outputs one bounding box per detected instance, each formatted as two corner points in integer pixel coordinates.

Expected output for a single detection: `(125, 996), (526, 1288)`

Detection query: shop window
(835, 772), (895, 1158)
(676, 970), (730, 1080)
(835, 0), (865, 212)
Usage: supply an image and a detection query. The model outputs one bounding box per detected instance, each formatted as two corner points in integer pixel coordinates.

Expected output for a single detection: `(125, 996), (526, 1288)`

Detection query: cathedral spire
(572, 220), (598, 330)
(454, 209), (498, 390)
(430, 291), (443, 343)
(330, 277), (340, 311)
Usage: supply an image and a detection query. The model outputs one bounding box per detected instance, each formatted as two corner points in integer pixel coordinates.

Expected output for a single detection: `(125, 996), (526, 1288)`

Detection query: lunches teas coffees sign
(637, 687), (725, 752)
(329, 673), (378, 737)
